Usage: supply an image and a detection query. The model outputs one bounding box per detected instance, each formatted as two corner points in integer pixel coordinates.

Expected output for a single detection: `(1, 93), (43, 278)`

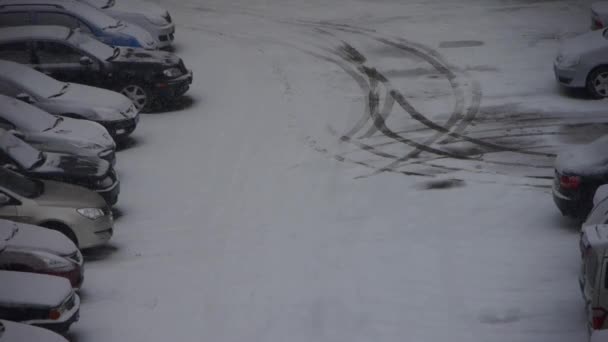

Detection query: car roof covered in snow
(0, 25), (70, 43)
(0, 0), (119, 27)
(0, 320), (68, 342)
(0, 271), (72, 308)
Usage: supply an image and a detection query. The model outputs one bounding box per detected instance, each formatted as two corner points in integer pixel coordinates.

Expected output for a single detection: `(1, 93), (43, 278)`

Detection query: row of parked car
(0, 0), (192, 340)
(552, 5), (608, 341)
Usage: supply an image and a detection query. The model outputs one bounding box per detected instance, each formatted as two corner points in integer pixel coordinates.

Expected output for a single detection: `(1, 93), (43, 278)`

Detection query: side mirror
(15, 93), (34, 104)
(0, 193), (11, 206)
(79, 56), (93, 66)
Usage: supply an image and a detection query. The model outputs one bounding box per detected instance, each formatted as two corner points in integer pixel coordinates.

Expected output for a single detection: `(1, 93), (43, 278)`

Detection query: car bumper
(153, 71), (193, 98)
(101, 115), (139, 140)
(554, 62), (587, 88)
(26, 295), (80, 334)
(553, 185), (588, 218)
(74, 209), (114, 249)
(96, 178), (120, 206)
(98, 149), (116, 167)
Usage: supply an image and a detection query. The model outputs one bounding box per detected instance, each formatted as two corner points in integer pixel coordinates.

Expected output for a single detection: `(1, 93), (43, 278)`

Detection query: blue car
(0, 0), (158, 49)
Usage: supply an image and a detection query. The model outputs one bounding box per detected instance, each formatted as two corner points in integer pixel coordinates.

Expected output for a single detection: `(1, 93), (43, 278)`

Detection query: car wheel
(119, 84), (151, 112)
(41, 222), (79, 247)
(587, 67), (608, 98)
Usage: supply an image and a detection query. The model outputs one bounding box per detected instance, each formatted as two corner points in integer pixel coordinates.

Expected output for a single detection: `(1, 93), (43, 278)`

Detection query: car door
(31, 40), (90, 83)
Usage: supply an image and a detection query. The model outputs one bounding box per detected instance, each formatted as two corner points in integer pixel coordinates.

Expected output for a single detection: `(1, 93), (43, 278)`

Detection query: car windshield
(68, 32), (114, 60)
(0, 168), (43, 198)
(1, 103), (57, 132)
(0, 131), (44, 170)
(0, 65), (66, 99)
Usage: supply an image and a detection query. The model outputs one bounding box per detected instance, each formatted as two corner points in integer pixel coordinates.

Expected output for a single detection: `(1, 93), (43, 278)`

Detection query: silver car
(554, 28), (608, 98)
(0, 168), (114, 249)
(0, 94), (116, 165)
(0, 60), (139, 140)
(80, 0), (175, 49)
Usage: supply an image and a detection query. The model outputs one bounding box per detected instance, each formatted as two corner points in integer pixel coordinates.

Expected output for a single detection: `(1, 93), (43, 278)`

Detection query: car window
(0, 42), (31, 64)
(34, 41), (84, 64)
(0, 12), (31, 27)
(36, 12), (92, 34)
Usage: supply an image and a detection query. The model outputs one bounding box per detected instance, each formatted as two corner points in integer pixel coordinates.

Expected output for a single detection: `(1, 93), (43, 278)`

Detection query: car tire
(41, 222), (78, 247)
(586, 67), (608, 98)
(119, 84), (152, 112)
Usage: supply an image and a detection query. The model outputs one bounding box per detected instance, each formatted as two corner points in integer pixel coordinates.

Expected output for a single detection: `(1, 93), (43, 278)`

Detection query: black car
(553, 136), (608, 219)
(0, 25), (193, 112)
(0, 129), (119, 205)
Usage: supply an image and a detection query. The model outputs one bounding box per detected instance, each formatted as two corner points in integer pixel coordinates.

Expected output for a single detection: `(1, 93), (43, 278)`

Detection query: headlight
(146, 15), (168, 26)
(77, 208), (105, 220)
(33, 251), (74, 271)
(163, 67), (182, 78)
(557, 54), (580, 68)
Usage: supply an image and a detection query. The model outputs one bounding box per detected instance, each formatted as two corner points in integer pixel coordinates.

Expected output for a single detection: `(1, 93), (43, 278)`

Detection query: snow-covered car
(0, 0), (157, 50)
(554, 28), (608, 98)
(0, 95), (116, 166)
(0, 319), (68, 342)
(0, 129), (120, 206)
(580, 222), (608, 333)
(0, 271), (79, 333)
(0, 168), (113, 249)
(592, 2), (608, 30)
(552, 136), (608, 218)
(0, 26), (192, 112)
(79, 0), (175, 49)
(0, 219), (84, 288)
(0, 59), (139, 140)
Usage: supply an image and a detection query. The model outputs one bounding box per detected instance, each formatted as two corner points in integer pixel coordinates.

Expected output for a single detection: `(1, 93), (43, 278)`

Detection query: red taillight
(593, 307), (608, 329)
(560, 175), (581, 190)
(49, 309), (61, 320)
(595, 19), (604, 29)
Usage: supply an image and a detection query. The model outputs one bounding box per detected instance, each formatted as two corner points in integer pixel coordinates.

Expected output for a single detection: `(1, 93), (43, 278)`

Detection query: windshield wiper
(48, 83), (70, 98)
(104, 20), (124, 30)
(30, 152), (46, 169)
(44, 116), (64, 131)
(101, 0), (115, 9)
(108, 47), (121, 60)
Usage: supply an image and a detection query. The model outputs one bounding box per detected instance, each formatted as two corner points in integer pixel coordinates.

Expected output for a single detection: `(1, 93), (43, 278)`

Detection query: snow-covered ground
(70, 0), (605, 341)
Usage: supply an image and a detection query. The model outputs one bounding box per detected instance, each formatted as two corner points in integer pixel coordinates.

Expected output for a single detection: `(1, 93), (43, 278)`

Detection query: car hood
(50, 117), (115, 149)
(113, 47), (180, 66)
(555, 135), (608, 176)
(0, 271), (71, 308)
(56, 84), (134, 120)
(1, 221), (77, 256)
(34, 152), (110, 179)
(110, 22), (157, 50)
(111, 0), (168, 22)
(559, 29), (608, 56)
(36, 180), (107, 208)
(0, 320), (68, 342)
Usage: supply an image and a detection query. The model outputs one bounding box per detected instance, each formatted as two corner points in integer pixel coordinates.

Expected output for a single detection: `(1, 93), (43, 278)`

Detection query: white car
(0, 95), (116, 166)
(0, 271), (80, 333)
(0, 320), (68, 342)
(554, 28), (608, 98)
(0, 59), (139, 141)
(80, 0), (175, 49)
